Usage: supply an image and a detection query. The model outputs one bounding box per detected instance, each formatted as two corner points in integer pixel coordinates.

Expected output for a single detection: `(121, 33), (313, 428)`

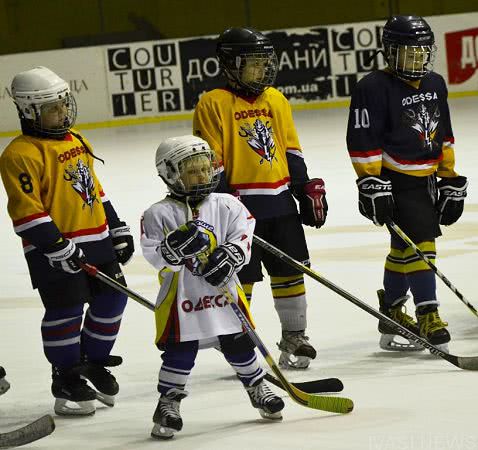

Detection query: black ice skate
(416, 305), (451, 353)
(377, 289), (424, 351)
(51, 366), (96, 416)
(81, 355), (121, 407)
(277, 330), (317, 369)
(0, 366), (11, 396)
(151, 389), (188, 440)
(246, 380), (284, 420)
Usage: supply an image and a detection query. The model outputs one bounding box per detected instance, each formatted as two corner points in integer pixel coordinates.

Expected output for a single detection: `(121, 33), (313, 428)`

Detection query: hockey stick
(252, 234), (478, 371)
(218, 286), (353, 414)
(0, 415), (55, 449)
(387, 220), (478, 319)
(79, 262), (343, 395)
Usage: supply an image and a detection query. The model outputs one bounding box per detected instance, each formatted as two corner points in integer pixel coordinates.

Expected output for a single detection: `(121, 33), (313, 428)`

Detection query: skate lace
(284, 331), (310, 347)
(250, 382), (276, 406)
(390, 305), (417, 328)
(159, 397), (181, 419)
(420, 311), (448, 334)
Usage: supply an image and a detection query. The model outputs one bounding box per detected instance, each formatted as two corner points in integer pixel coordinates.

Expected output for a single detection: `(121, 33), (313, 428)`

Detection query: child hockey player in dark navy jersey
(141, 135), (284, 439)
(347, 16), (467, 352)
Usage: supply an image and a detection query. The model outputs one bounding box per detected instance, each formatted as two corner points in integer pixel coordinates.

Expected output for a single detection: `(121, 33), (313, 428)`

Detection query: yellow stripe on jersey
(154, 271), (180, 344)
(193, 88), (301, 193)
(437, 145), (458, 178)
(352, 160), (382, 177)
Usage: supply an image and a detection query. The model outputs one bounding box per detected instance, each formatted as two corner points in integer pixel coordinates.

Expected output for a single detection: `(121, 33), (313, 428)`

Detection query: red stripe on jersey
(387, 152), (444, 166)
(348, 149), (382, 157)
(63, 133), (73, 141)
(443, 136), (455, 144)
(62, 220), (108, 239)
(232, 177), (290, 190)
(99, 190), (105, 197)
(13, 211), (49, 226)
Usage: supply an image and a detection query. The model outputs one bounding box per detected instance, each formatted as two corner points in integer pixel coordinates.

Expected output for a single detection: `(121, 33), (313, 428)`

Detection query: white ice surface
(1, 97), (477, 450)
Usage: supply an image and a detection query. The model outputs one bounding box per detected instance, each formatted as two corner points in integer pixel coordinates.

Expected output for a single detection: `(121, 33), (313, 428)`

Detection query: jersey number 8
(18, 172), (33, 193)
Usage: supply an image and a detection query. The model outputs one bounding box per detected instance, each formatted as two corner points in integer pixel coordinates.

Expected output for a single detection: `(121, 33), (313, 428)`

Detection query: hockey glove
(201, 243), (246, 287)
(44, 239), (86, 274)
(298, 178), (328, 228)
(436, 176), (468, 226)
(356, 175), (394, 226)
(160, 222), (209, 265)
(110, 222), (135, 265)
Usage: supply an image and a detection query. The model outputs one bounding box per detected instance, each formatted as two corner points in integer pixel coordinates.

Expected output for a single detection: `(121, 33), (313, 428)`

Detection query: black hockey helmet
(216, 27), (278, 96)
(382, 15), (436, 80)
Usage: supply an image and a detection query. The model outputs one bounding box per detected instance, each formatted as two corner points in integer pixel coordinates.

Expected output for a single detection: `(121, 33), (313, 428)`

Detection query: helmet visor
(37, 94), (77, 136)
(387, 44), (436, 79)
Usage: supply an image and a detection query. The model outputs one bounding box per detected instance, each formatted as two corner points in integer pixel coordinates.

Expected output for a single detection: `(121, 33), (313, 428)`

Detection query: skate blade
(258, 409), (283, 421)
(379, 334), (424, 352)
(278, 352), (311, 370)
(95, 391), (115, 407)
(54, 398), (96, 416)
(151, 424), (176, 439)
(0, 378), (11, 396)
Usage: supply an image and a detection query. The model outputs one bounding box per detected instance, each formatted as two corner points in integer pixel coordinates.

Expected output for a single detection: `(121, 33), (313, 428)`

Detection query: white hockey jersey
(141, 193), (255, 345)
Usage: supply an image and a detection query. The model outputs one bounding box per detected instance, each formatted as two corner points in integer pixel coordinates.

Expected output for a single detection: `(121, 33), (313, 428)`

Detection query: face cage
(226, 51), (278, 95)
(31, 94), (77, 138)
(169, 152), (220, 201)
(386, 44), (436, 80)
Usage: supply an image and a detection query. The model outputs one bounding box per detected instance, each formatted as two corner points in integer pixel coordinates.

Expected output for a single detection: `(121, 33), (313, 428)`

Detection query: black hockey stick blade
(0, 414), (55, 449)
(253, 234), (478, 371)
(264, 372), (344, 393)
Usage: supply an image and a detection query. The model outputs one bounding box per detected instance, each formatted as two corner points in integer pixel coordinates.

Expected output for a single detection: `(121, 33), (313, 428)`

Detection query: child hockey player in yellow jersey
(0, 67), (134, 415)
(141, 135), (284, 439)
(347, 16), (467, 352)
(193, 28), (328, 369)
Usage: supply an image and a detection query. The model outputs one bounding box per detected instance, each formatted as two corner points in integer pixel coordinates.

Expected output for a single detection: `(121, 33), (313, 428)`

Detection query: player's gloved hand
(436, 176), (468, 225)
(44, 239), (86, 274)
(356, 175), (394, 226)
(297, 178), (328, 228)
(110, 222), (135, 265)
(160, 222), (209, 265)
(201, 243), (245, 287)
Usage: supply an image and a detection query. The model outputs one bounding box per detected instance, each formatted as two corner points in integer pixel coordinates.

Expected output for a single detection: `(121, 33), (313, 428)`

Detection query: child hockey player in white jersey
(141, 135), (284, 439)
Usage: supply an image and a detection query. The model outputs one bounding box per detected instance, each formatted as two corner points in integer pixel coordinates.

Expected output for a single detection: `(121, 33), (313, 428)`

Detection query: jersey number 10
(353, 108), (370, 129)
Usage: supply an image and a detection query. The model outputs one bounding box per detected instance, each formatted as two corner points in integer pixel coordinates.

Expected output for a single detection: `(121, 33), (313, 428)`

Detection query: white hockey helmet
(11, 66), (77, 138)
(155, 135), (220, 200)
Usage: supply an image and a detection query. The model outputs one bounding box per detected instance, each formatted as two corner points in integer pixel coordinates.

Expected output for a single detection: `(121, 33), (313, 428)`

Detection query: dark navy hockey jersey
(346, 70), (458, 178)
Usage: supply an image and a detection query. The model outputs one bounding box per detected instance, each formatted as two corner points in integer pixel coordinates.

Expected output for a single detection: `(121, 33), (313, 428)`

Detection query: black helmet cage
(382, 16), (436, 81)
(217, 41), (278, 96)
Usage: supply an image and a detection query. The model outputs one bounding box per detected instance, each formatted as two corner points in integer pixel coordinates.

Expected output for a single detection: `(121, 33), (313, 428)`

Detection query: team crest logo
(239, 119), (277, 166)
(63, 159), (99, 211)
(403, 103), (440, 151)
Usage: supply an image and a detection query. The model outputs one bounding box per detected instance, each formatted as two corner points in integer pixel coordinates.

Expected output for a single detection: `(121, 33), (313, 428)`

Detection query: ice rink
(1, 97), (477, 449)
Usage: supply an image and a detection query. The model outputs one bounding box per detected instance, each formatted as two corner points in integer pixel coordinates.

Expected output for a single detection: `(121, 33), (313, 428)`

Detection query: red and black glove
(297, 178), (328, 228)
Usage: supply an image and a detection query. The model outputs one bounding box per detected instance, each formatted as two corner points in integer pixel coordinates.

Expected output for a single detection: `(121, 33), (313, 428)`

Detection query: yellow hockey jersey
(0, 129), (118, 287)
(193, 87), (307, 219)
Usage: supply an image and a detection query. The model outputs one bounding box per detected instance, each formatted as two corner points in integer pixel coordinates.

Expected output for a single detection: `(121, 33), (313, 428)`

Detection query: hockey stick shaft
(0, 415), (55, 449)
(219, 287), (353, 413)
(388, 221), (478, 318)
(80, 263), (340, 395)
(252, 234), (478, 371)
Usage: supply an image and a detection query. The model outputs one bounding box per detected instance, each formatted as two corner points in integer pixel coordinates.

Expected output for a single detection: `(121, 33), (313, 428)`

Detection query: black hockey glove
(110, 222), (135, 265)
(201, 243), (246, 287)
(160, 222), (209, 265)
(44, 239), (86, 274)
(356, 175), (394, 226)
(297, 178), (328, 228)
(436, 176), (468, 226)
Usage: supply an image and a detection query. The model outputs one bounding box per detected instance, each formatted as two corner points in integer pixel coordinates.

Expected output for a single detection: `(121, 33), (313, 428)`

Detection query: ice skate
(0, 366), (11, 396)
(151, 389), (188, 440)
(81, 356), (121, 407)
(246, 380), (284, 420)
(377, 289), (424, 351)
(277, 330), (317, 369)
(51, 366), (96, 416)
(417, 305), (450, 353)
